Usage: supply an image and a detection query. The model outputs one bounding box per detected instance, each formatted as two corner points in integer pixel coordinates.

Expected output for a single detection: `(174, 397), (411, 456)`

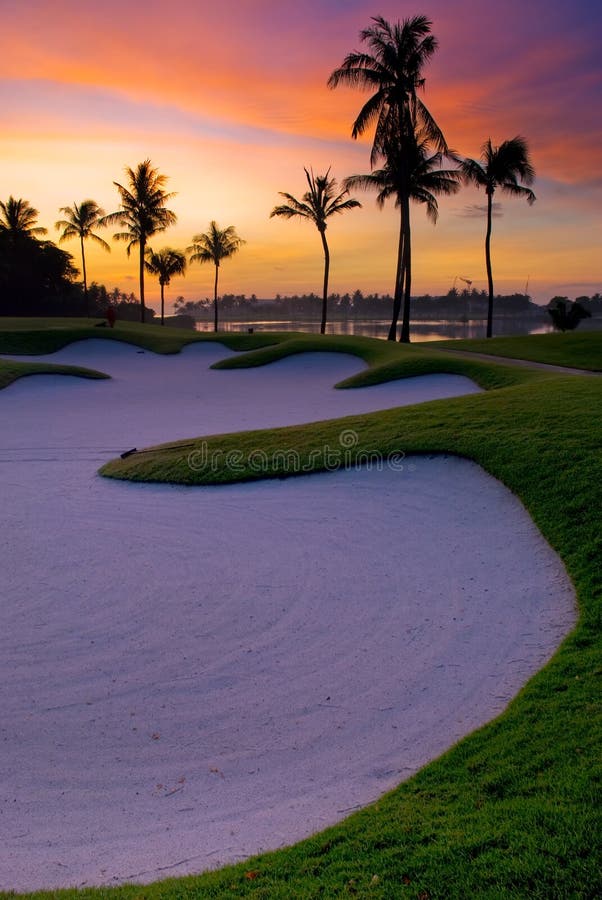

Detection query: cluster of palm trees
(270, 16), (536, 341)
(322, 14), (536, 340)
(266, 15), (535, 341)
(52, 162), (244, 329)
(2, 15), (537, 340)
(1, 172), (244, 329)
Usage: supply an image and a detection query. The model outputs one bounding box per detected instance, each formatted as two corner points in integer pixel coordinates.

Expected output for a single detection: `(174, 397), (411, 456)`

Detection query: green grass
(210, 333), (406, 370)
(0, 317), (288, 389)
(4, 324), (602, 898)
(436, 330), (602, 371)
(0, 317), (282, 356)
(210, 333), (550, 392)
(0, 358), (109, 389)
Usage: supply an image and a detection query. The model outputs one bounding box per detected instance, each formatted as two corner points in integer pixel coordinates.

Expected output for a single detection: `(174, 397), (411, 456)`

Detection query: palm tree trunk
(213, 263), (219, 332)
(139, 239), (146, 324)
(80, 236), (89, 317)
(485, 189), (494, 338)
(160, 282), (165, 325)
(320, 230), (330, 335)
(388, 213), (405, 341)
(399, 195), (412, 343)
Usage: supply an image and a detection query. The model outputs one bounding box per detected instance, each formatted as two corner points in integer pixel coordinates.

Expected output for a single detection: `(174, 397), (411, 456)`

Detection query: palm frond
(344, 171), (395, 209)
(415, 98), (448, 153)
(412, 187), (439, 223)
(327, 197), (363, 215)
(55, 223), (79, 242)
(98, 210), (127, 227)
(89, 233), (111, 251)
(352, 90), (387, 141)
(459, 157), (488, 189)
(270, 194), (315, 220)
(498, 181), (537, 204)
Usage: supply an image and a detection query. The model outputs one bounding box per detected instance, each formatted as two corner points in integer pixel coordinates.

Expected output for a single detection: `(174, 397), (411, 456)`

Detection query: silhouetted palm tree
(460, 137), (535, 338)
(0, 197), (47, 240)
(270, 168), (361, 334)
(102, 160), (177, 323)
(188, 222), (245, 332)
(328, 15), (447, 341)
(328, 15), (446, 162)
(55, 200), (110, 316)
(346, 130), (459, 340)
(144, 248), (187, 325)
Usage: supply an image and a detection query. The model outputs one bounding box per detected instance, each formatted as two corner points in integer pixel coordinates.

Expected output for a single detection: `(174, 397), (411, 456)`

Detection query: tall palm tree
(328, 15), (447, 341)
(270, 168), (361, 334)
(187, 222), (245, 332)
(345, 132), (460, 341)
(144, 247), (187, 325)
(102, 160), (177, 323)
(0, 197), (47, 239)
(460, 136), (535, 338)
(328, 15), (446, 164)
(55, 200), (110, 316)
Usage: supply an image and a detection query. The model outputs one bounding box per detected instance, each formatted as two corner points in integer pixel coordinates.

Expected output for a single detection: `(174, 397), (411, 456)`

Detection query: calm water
(194, 318), (557, 341)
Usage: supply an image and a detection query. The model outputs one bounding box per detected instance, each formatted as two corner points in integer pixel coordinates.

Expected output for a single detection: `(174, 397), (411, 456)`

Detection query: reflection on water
(194, 318), (559, 341)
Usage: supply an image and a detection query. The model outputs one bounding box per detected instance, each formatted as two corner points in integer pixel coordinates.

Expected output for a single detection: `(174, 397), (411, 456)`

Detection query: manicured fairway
(436, 330), (602, 371)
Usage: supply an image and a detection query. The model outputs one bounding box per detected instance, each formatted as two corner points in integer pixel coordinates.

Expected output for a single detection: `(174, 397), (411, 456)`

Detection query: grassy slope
(0, 359), (109, 389)
(436, 330), (602, 371)
(0, 318), (282, 356)
(0, 320), (285, 388)
(3, 325), (602, 898)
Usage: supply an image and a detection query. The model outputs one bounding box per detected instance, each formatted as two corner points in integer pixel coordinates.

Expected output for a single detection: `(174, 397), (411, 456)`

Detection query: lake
(194, 318), (559, 341)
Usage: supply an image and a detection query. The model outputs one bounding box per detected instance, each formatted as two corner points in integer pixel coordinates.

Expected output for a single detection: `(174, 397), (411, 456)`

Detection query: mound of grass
(0, 359), (109, 390)
(210, 333), (406, 370)
(209, 332), (560, 392)
(336, 352), (548, 391)
(436, 330), (602, 371)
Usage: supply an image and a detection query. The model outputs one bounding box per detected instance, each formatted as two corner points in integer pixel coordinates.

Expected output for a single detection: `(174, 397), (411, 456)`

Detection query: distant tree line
(85, 283), (155, 320)
(174, 290), (602, 322)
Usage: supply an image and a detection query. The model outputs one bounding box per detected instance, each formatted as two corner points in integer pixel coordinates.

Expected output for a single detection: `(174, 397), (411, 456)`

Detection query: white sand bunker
(0, 343), (575, 890)
(0, 339), (482, 448)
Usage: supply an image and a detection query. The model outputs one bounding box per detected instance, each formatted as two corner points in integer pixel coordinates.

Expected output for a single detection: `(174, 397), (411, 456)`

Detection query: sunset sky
(1, 0), (601, 310)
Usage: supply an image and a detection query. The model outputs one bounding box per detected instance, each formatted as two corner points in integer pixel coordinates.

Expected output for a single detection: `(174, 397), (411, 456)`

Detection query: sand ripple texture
(0, 341), (575, 890)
